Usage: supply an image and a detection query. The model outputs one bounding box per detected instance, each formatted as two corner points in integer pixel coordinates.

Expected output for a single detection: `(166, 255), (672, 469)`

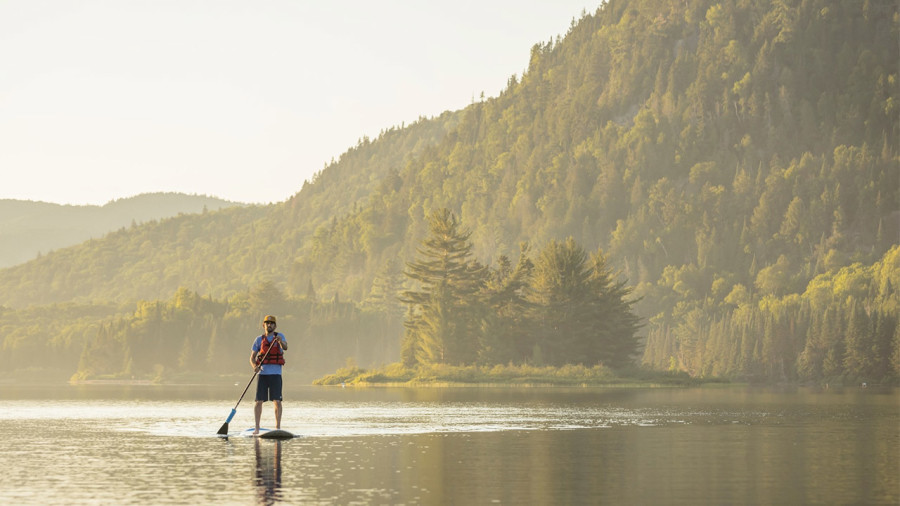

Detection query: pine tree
(891, 319), (900, 380)
(526, 238), (592, 366)
(842, 300), (874, 380)
(526, 238), (642, 367)
(400, 209), (487, 365)
(479, 248), (534, 364)
(586, 248), (643, 368)
(797, 310), (825, 381)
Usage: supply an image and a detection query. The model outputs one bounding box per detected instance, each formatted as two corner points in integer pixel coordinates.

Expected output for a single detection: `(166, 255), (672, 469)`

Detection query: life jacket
(258, 333), (285, 365)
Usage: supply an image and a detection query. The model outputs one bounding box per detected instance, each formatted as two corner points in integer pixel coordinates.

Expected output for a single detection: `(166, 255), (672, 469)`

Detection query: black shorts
(255, 374), (283, 402)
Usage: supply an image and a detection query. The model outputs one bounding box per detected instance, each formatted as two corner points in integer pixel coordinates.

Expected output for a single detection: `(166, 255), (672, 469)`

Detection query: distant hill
(0, 193), (242, 268)
(0, 114), (460, 305)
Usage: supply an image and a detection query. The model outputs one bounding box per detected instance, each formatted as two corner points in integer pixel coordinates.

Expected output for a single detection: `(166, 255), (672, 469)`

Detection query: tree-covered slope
(298, 0), (898, 302)
(0, 0), (897, 383)
(0, 114), (458, 307)
(275, 0), (900, 383)
(0, 193), (240, 268)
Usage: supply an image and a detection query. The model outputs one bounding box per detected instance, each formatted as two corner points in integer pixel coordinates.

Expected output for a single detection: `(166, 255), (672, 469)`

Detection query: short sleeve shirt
(252, 333), (286, 375)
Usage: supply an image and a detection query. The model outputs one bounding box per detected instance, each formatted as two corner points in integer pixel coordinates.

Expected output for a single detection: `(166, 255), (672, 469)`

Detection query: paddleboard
(239, 428), (296, 439)
(259, 429), (295, 439)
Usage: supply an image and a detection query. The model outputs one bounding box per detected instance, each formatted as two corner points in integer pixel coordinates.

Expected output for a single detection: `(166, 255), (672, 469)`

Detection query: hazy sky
(1, 1), (595, 205)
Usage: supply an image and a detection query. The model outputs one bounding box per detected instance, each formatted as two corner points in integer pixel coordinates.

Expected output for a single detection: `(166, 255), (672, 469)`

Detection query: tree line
(642, 245), (900, 383)
(401, 209), (642, 370)
(9, 284), (401, 384)
(4, 210), (643, 382)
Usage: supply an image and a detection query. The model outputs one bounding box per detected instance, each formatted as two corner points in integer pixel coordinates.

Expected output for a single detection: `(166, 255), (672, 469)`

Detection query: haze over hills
(0, 193), (242, 268)
(0, 0), (896, 384)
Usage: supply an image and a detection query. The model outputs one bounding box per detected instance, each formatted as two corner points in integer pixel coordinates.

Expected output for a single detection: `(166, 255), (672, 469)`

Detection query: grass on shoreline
(313, 362), (724, 387)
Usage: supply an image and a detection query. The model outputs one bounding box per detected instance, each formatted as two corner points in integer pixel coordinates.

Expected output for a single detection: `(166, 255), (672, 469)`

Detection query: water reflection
(0, 386), (895, 504)
(253, 439), (283, 504)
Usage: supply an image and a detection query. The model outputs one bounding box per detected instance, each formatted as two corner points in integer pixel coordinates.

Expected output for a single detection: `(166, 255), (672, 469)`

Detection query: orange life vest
(258, 334), (285, 365)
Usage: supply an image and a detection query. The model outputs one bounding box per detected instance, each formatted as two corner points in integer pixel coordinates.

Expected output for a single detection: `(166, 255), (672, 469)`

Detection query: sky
(0, 1), (596, 206)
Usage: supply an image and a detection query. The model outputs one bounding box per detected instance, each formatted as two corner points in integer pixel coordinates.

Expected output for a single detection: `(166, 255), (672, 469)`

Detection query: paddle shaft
(230, 368), (259, 413)
(219, 333), (282, 433)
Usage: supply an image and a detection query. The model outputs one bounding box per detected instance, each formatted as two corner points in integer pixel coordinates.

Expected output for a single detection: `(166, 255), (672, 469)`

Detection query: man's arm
(250, 350), (259, 370)
(279, 334), (288, 351)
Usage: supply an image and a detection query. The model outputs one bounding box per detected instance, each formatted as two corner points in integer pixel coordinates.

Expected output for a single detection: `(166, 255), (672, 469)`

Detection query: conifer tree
(843, 300), (874, 379)
(586, 248), (643, 368)
(891, 320), (900, 379)
(526, 238), (641, 367)
(400, 209), (487, 365)
(479, 246), (534, 364)
(526, 238), (594, 366)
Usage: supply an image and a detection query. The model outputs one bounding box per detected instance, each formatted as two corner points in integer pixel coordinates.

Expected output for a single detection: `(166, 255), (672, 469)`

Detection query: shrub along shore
(313, 362), (726, 387)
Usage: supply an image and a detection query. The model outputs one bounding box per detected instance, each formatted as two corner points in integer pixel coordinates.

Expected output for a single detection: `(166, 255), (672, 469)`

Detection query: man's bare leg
(274, 400), (282, 429)
(254, 400), (263, 434)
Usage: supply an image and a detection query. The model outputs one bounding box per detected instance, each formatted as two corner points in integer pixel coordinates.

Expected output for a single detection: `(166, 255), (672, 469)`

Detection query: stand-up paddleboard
(238, 428), (297, 439)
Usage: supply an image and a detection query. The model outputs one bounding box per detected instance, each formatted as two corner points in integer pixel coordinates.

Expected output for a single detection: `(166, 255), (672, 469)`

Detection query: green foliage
(9, 285), (404, 383)
(526, 238), (642, 367)
(401, 210), (642, 370)
(0, 0), (897, 384)
(0, 193), (240, 269)
(0, 302), (123, 379)
(643, 246), (900, 384)
(401, 209), (487, 365)
(313, 361), (713, 386)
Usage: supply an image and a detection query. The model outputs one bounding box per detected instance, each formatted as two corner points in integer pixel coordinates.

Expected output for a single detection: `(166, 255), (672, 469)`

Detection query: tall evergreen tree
(586, 248), (644, 368)
(526, 238), (593, 366)
(479, 246), (534, 364)
(401, 209), (487, 365)
(843, 299), (874, 379)
(526, 238), (642, 367)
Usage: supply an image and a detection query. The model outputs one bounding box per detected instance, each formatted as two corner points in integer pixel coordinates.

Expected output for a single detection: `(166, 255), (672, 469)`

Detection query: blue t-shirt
(252, 333), (286, 375)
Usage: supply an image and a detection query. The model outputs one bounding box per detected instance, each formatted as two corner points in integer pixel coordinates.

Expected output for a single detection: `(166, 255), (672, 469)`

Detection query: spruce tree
(400, 209), (486, 365)
(526, 238), (642, 367)
(526, 238), (593, 366)
(586, 248), (643, 368)
(479, 246), (534, 364)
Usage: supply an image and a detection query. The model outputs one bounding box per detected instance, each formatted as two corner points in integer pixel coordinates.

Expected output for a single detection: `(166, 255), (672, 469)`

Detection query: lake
(0, 384), (896, 505)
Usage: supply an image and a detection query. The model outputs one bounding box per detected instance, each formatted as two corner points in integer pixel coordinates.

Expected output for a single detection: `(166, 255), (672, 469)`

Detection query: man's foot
(253, 428), (259, 435)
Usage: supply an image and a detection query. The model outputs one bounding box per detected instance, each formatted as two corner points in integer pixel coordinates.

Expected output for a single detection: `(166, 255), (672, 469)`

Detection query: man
(250, 315), (288, 435)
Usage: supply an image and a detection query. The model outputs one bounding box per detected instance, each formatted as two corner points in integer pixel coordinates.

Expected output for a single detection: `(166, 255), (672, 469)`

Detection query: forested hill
(0, 0), (897, 384)
(0, 114), (459, 306)
(0, 193), (240, 268)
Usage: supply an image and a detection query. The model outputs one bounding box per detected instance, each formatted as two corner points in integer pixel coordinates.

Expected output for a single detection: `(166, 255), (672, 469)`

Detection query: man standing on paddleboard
(250, 315), (288, 435)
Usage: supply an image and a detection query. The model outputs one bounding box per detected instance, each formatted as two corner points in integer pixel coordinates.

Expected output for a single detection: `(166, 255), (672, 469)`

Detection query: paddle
(217, 333), (280, 436)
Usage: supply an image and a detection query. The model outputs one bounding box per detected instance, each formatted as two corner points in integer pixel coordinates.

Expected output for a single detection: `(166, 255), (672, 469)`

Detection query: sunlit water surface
(0, 385), (896, 504)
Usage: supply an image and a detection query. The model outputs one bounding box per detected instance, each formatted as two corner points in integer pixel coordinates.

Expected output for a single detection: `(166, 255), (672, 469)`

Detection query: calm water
(0, 384), (897, 505)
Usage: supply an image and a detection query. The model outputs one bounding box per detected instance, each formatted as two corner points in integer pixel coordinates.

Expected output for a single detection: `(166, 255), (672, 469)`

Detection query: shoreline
(70, 379), (158, 386)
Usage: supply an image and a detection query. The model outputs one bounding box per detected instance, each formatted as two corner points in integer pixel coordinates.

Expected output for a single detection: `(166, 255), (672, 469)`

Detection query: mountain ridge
(0, 192), (243, 268)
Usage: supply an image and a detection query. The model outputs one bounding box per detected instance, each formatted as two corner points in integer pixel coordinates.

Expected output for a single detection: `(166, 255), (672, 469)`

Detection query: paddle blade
(217, 408), (237, 435)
